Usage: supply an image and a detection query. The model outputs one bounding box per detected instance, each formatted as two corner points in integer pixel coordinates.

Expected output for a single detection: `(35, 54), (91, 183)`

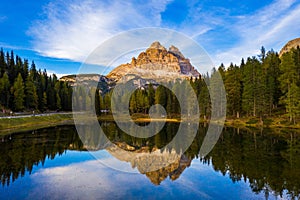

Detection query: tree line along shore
(0, 46), (300, 131)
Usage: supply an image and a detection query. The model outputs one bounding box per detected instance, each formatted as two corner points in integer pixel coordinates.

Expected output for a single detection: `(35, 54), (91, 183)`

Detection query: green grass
(225, 116), (300, 129)
(0, 114), (74, 135)
(1, 112), (299, 136)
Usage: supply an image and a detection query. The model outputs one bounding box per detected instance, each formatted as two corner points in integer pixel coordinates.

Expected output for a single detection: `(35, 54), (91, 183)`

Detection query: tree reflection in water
(0, 123), (300, 199)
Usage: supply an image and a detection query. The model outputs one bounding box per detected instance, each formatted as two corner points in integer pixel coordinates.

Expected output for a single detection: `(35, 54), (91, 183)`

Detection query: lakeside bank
(0, 113), (74, 134)
(0, 113), (299, 135)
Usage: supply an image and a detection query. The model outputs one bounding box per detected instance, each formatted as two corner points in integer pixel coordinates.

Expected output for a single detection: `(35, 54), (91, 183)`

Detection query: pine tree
(25, 73), (38, 109)
(210, 67), (226, 118)
(0, 49), (71, 112)
(0, 48), (6, 77)
(46, 78), (56, 110)
(42, 92), (47, 111)
(155, 85), (167, 108)
(103, 91), (112, 112)
(55, 82), (62, 111)
(8, 51), (16, 84)
(99, 94), (104, 111)
(0, 72), (10, 107)
(148, 83), (155, 106)
(21, 59), (29, 82)
(129, 91), (137, 113)
(198, 74), (211, 120)
(60, 82), (70, 110)
(264, 51), (281, 115)
(242, 57), (262, 117)
(12, 73), (25, 111)
(279, 52), (300, 123)
(225, 63), (242, 118)
(95, 89), (101, 115)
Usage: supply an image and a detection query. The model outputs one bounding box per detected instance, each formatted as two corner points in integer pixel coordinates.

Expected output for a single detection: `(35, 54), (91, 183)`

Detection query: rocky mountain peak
(169, 45), (185, 59)
(148, 41), (167, 51)
(107, 41), (200, 81)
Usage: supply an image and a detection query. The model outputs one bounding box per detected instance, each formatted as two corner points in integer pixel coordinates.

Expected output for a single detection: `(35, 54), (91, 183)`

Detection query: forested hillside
(1, 45), (300, 125)
(221, 46), (300, 123)
(98, 46), (300, 124)
(0, 49), (72, 113)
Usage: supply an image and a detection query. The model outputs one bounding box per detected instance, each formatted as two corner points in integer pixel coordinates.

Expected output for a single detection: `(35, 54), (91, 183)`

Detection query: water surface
(0, 124), (299, 199)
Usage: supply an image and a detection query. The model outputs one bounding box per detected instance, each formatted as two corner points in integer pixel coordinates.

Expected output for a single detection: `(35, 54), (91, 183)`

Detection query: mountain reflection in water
(0, 123), (300, 199)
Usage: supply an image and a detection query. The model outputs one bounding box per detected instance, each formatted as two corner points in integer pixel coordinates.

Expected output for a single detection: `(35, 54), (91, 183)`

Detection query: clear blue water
(0, 124), (298, 200)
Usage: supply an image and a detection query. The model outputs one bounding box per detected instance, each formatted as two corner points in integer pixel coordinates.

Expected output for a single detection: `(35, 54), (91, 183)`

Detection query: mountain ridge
(106, 41), (200, 81)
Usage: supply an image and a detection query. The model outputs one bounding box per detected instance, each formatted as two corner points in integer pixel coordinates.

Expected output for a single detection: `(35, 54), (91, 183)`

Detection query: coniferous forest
(1, 46), (300, 125)
(101, 46), (300, 124)
(0, 49), (72, 113)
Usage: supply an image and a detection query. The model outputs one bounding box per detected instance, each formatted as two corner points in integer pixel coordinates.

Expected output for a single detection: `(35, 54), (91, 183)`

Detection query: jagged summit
(149, 41), (167, 51)
(169, 45), (185, 59)
(106, 143), (191, 185)
(107, 41), (200, 81)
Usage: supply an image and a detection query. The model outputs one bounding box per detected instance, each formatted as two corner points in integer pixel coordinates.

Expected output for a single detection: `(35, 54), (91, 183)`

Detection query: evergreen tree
(129, 91), (137, 113)
(25, 73), (38, 109)
(198, 74), (211, 119)
(99, 94), (104, 111)
(0, 73), (10, 107)
(46, 77), (56, 110)
(264, 51), (281, 115)
(12, 73), (25, 111)
(0, 48), (6, 77)
(21, 59), (29, 82)
(225, 63), (242, 118)
(55, 82), (62, 110)
(61, 82), (71, 110)
(210, 67), (226, 118)
(42, 92), (47, 111)
(95, 89), (101, 115)
(148, 83), (155, 106)
(155, 85), (167, 108)
(103, 91), (112, 112)
(279, 52), (300, 123)
(242, 57), (263, 117)
(0, 48), (72, 112)
(8, 51), (16, 84)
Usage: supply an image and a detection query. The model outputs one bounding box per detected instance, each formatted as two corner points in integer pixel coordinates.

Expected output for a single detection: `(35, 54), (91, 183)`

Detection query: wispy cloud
(213, 0), (300, 66)
(47, 70), (69, 78)
(28, 0), (300, 69)
(28, 0), (173, 62)
(0, 42), (35, 52)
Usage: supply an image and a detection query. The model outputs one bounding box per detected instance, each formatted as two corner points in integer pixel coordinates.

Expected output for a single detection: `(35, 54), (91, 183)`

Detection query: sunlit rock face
(60, 41), (201, 88)
(106, 41), (200, 81)
(106, 143), (192, 185)
(279, 38), (300, 57)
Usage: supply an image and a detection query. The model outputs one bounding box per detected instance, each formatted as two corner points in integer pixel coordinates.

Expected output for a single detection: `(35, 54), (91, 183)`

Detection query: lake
(0, 123), (299, 200)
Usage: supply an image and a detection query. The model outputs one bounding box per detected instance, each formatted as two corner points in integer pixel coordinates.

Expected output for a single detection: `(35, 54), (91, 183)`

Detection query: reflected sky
(0, 150), (283, 200)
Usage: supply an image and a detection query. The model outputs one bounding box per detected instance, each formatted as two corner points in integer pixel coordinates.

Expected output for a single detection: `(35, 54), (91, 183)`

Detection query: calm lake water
(0, 123), (299, 200)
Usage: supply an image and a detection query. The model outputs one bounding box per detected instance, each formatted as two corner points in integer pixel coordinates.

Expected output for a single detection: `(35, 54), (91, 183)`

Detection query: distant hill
(279, 38), (300, 57)
(60, 74), (115, 94)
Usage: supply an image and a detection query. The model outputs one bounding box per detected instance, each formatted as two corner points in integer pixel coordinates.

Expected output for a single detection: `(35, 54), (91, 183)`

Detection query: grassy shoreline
(224, 117), (300, 129)
(0, 113), (299, 135)
(0, 114), (74, 135)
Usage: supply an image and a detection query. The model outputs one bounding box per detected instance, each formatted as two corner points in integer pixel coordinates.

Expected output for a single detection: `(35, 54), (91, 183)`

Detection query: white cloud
(28, 0), (300, 70)
(213, 0), (300, 66)
(28, 0), (172, 62)
(47, 70), (69, 78)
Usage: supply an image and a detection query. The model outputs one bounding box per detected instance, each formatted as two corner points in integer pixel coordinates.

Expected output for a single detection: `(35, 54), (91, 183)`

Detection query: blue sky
(0, 0), (300, 77)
